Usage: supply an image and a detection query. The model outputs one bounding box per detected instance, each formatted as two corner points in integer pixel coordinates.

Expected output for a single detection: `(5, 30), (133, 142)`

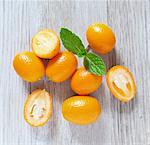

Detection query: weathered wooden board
(0, 1), (149, 145)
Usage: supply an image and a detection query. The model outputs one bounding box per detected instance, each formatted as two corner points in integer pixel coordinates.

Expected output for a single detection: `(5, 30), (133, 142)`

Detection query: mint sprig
(60, 27), (106, 76)
(60, 28), (87, 57)
(84, 52), (106, 75)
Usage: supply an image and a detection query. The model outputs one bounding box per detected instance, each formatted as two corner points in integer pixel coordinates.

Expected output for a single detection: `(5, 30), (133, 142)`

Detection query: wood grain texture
(0, 1), (149, 145)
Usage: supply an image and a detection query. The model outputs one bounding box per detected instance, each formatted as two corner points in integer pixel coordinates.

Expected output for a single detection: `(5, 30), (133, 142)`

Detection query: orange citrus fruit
(62, 96), (101, 125)
(13, 51), (45, 82)
(86, 23), (116, 54)
(24, 89), (52, 127)
(106, 65), (136, 102)
(71, 67), (102, 95)
(46, 51), (77, 83)
(32, 29), (60, 59)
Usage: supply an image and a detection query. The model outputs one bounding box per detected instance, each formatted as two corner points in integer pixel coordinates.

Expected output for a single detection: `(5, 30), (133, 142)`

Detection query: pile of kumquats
(13, 23), (136, 127)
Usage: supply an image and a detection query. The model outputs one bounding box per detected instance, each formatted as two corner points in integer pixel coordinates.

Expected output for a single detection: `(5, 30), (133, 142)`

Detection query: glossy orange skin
(46, 51), (78, 83)
(32, 29), (60, 59)
(62, 96), (102, 125)
(13, 51), (45, 82)
(71, 67), (102, 95)
(86, 23), (116, 54)
(106, 65), (136, 102)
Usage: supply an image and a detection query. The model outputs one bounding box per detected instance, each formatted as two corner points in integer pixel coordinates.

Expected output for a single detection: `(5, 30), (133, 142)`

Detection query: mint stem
(86, 45), (91, 52)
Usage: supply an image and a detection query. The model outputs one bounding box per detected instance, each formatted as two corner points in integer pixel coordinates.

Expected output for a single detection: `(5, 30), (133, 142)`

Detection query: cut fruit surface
(106, 66), (136, 102)
(32, 29), (60, 59)
(24, 89), (52, 127)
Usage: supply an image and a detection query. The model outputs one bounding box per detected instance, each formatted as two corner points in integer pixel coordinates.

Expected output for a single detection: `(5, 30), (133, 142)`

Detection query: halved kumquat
(32, 29), (60, 59)
(106, 65), (136, 102)
(24, 89), (52, 127)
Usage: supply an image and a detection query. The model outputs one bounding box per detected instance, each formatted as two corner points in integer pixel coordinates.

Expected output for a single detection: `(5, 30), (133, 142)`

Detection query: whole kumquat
(46, 51), (77, 83)
(71, 67), (102, 95)
(13, 51), (45, 82)
(86, 23), (116, 54)
(62, 96), (102, 125)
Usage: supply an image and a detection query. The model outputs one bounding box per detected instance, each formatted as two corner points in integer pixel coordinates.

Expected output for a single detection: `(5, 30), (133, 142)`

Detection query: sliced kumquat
(32, 29), (60, 59)
(24, 89), (52, 127)
(106, 65), (136, 102)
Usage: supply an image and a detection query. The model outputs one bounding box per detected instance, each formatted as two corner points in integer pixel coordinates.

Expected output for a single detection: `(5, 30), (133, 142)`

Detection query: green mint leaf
(84, 52), (106, 76)
(60, 28), (87, 57)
